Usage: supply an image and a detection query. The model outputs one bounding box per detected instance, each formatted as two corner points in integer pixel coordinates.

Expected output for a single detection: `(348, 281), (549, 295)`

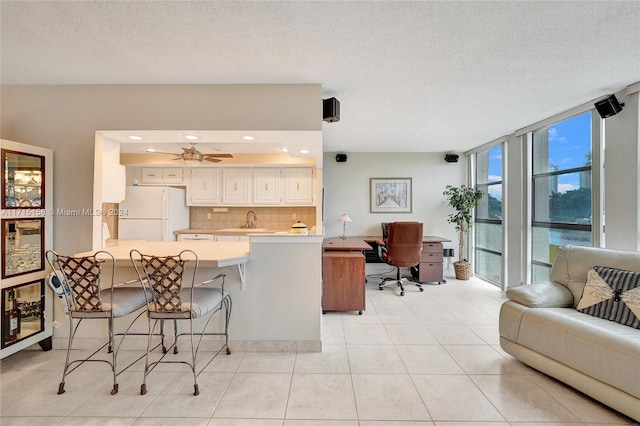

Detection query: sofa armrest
(506, 281), (573, 308)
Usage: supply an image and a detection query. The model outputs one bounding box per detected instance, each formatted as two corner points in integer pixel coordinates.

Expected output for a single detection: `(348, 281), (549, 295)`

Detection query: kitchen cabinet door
(253, 168), (281, 205)
(161, 168), (183, 184)
(283, 168), (313, 204)
(187, 168), (220, 205)
(177, 233), (215, 241)
(141, 167), (183, 185)
(141, 167), (163, 184)
(222, 168), (251, 205)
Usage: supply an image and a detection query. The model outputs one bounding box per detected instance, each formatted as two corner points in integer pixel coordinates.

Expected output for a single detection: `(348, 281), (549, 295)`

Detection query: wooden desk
(323, 237), (372, 251)
(358, 235), (452, 284)
(322, 237), (372, 315)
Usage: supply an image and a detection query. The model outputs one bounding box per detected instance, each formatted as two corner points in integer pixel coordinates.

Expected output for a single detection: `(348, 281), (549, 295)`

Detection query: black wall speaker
(323, 97), (340, 122)
(594, 94), (624, 119)
(335, 153), (347, 162)
(444, 154), (459, 163)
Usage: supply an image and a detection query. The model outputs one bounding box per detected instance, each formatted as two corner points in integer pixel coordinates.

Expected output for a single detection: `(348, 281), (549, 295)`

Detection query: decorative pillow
(576, 266), (640, 329)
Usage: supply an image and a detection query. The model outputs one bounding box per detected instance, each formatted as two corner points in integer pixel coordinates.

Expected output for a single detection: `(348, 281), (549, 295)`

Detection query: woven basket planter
(453, 261), (471, 280)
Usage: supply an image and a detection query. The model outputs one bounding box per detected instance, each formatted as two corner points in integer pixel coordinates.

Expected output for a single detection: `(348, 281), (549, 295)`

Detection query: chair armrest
(505, 281), (573, 308)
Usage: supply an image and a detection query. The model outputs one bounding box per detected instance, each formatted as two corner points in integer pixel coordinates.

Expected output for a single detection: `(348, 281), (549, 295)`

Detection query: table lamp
(338, 214), (352, 239)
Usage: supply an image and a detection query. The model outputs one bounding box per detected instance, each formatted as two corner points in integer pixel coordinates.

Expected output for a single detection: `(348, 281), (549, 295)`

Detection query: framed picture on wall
(370, 178), (412, 213)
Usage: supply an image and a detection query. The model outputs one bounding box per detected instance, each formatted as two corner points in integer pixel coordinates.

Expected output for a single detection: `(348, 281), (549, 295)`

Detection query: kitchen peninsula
(71, 235), (324, 352)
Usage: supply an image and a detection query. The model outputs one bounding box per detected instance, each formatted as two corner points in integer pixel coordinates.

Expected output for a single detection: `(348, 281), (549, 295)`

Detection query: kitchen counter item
(290, 221), (308, 235)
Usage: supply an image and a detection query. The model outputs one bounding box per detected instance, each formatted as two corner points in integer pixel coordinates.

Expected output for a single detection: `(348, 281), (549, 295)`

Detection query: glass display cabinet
(0, 140), (53, 359)
(2, 149), (44, 209)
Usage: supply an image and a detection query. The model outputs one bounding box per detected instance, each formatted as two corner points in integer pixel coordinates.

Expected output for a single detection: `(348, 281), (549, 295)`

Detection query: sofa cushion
(514, 307), (640, 399)
(551, 245), (640, 308)
(506, 281), (573, 308)
(576, 266), (640, 329)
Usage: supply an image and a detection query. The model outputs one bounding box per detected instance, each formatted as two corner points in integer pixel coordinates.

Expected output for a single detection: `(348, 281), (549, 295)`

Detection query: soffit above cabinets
(101, 130), (323, 167)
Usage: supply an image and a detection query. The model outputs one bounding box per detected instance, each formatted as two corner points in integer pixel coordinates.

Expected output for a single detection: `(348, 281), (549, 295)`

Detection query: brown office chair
(379, 221), (424, 296)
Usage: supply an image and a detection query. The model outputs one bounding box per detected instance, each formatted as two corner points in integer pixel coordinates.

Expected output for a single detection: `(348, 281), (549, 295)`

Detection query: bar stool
(130, 249), (232, 396)
(45, 250), (149, 395)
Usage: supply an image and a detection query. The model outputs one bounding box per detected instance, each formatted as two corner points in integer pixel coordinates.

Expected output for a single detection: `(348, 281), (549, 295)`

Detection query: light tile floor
(1, 274), (637, 425)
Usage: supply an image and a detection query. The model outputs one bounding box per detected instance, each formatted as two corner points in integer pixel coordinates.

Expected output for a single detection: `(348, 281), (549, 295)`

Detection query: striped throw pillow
(576, 266), (640, 329)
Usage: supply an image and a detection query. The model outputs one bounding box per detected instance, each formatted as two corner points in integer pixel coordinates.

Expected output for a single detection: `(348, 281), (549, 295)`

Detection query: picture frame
(370, 178), (412, 213)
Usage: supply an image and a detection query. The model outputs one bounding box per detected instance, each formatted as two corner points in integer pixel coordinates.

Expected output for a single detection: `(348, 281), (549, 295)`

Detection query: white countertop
(77, 240), (251, 268)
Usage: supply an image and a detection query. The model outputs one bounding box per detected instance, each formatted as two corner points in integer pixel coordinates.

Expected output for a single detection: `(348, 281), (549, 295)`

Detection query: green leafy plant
(443, 185), (484, 263)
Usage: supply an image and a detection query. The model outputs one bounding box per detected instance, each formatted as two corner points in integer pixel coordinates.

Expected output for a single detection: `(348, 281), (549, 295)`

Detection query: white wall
(604, 88), (640, 250)
(322, 152), (465, 252)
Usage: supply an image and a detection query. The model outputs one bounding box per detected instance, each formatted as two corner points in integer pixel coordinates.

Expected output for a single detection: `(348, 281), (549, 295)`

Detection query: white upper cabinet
(222, 168), (251, 205)
(187, 168), (220, 205)
(183, 166), (313, 206)
(283, 168), (313, 204)
(161, 168), (183, 184)
(139, 167), (183, 185)
(253, 168), (281, 205)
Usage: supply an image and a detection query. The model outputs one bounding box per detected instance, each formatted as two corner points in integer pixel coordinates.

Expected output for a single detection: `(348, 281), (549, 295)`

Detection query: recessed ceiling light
(146, 148), (156, 153)
(128, 135), (143, 141)
(298, 149), (311, 154)
(242, 135), (255, 141)
(281, 147), (289, 152)
(184, 135), (199, 141)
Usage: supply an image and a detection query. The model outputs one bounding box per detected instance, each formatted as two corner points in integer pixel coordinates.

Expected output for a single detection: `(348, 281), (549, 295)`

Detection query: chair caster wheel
(194, 384), (200, 396)
(107, 345), (113, 353)
(379, 287), (384, 291)
(358, 311), (363, 315)
(400, 291), (405, 296)
(419, 287), (424, 292)
(111, 384), (118, 395)
(322, 310), (326, 314)
(174, 346), (179, 354)
(226, 347), (231, 355)
(58, 383), (65, 395)
(162, 346), (168, 354)
(141, 384), (147, 395)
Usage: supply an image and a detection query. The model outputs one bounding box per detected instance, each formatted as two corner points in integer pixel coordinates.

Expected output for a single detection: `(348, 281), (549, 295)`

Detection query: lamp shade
(338, 214), (352, 223)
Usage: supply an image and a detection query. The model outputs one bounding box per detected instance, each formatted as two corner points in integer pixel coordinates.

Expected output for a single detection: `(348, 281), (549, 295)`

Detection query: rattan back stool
(130, 249), (232, 396)
(45, 250), (149, 395)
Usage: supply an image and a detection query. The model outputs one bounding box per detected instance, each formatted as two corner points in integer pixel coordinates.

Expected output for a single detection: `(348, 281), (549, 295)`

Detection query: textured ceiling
(2, 1), (639, 153)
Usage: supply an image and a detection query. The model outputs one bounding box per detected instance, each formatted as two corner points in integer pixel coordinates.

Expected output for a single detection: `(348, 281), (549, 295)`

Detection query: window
(531, 112), (593, 282)
(475, 145), (503, 286)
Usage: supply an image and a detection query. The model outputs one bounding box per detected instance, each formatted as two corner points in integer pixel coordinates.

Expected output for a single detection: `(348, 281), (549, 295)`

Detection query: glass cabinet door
(2, 149), (45, 209)
(2, 218), (44, 278)
(2, 279), (45, 348)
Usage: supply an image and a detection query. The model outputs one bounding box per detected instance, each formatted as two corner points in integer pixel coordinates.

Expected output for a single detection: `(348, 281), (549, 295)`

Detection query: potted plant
(443, 184), (484, 280)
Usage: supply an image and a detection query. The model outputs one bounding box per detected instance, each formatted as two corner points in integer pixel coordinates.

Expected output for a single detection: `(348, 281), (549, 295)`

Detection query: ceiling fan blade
(203, 153), (234, 158)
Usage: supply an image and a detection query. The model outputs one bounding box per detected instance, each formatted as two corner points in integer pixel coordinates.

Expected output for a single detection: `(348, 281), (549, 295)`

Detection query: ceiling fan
(154, 144), (233, 163)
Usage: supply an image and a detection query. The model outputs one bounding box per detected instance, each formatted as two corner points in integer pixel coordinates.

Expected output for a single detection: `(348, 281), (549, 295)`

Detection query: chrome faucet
(246, 210), (257, 229)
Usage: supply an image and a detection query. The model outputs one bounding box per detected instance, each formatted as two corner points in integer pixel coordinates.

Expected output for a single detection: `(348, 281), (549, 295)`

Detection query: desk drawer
(419, 262), (443, 283)
(421, 251), (443, 262)
(423, 242), (443, 253)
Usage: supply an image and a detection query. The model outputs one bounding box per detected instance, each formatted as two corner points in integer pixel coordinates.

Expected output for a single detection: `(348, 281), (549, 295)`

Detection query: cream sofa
(499, 245), (640, 421)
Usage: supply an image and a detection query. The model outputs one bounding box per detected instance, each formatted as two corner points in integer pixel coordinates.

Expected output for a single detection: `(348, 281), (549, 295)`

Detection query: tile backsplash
(190, 206), (316, 231)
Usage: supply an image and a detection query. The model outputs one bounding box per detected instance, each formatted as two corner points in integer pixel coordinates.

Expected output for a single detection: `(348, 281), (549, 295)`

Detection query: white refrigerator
(118, 186), (189, 241)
